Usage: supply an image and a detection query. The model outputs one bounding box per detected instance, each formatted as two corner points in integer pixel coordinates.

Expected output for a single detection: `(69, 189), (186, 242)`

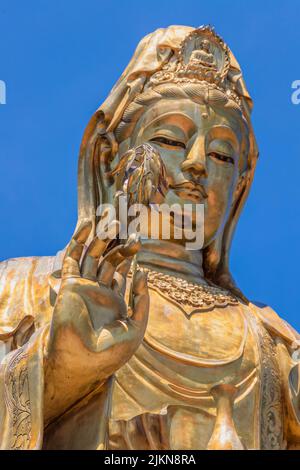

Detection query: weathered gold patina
(1, 25), (300, 450)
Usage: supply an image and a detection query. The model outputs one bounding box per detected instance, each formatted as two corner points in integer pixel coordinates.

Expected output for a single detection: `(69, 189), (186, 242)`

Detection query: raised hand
(44, 220), (149, 423)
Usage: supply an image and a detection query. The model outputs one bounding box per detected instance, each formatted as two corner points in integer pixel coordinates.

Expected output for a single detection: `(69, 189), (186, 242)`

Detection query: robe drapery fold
(0, 326), (47, 449)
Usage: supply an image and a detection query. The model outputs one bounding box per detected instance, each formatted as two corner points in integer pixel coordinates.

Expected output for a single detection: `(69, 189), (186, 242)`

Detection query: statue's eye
(208, 151), (234, 165)
(149, 136), (186, 149)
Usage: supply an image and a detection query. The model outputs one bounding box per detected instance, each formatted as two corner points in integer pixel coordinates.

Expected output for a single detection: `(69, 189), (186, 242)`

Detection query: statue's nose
(181, 135), (208, 178)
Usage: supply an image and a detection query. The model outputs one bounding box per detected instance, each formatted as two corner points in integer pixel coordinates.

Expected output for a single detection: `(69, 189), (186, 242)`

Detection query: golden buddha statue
(1, 25), (300, 451)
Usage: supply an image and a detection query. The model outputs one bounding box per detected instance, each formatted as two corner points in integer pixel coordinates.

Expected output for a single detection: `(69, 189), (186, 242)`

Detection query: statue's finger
(64, 221), (92, 261)
(112, 258), (132, 296)
(80, 239), (107, 281)
(97, 246), (126, 287)
(61, 257), (81, 278)
(130, 270), (149, 326)
(81, 221), (119, 280)
(98, 234), (141, 287)
(62, 221), (92, 278)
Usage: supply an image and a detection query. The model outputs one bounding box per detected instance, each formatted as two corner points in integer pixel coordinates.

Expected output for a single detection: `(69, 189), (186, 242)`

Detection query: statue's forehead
(135, 98), (244, 137)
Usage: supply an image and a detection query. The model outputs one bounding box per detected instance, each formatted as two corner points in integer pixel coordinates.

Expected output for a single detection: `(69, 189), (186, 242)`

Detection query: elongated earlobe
(235, 172), (247, 198)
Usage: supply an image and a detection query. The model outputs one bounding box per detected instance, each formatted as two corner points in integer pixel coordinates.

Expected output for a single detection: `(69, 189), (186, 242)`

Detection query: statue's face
(201, 40), (210, 53)
(122, 98), (246, 248)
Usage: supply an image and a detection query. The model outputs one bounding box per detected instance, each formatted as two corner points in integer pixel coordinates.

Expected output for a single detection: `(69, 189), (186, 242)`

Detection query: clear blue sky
(0, 0), (299, 329)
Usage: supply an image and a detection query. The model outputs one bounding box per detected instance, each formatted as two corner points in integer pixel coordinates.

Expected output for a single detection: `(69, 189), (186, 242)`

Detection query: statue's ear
(100, 132), (119, 167)
(75, 111), (119, 245)
(96, 130), (119, 184)
(233, 171), (248, 207)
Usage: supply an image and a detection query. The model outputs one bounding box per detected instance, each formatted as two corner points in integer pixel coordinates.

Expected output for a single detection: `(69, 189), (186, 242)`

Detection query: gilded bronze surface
(1, 25), (300, 450)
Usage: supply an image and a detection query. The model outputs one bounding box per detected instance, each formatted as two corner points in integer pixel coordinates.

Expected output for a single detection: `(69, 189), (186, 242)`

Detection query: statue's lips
(170, 182), (208, 201)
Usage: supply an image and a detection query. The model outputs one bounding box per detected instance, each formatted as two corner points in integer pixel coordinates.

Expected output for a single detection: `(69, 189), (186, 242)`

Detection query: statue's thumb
(131, 270), (149, 327)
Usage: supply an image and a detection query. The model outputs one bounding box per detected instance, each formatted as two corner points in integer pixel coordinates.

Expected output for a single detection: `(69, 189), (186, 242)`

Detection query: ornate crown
(147, 25), (241, 106)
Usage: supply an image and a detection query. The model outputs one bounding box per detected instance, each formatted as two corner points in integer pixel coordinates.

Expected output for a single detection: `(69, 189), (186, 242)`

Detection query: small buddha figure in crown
(189, 38), (217, 69)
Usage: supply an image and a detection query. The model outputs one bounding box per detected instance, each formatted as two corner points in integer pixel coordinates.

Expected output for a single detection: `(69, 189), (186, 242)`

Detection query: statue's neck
(136, 239), (207, 285)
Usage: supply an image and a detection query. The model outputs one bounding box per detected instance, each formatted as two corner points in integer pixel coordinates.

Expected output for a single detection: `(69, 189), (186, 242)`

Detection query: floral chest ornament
(131, 265), (239, 317)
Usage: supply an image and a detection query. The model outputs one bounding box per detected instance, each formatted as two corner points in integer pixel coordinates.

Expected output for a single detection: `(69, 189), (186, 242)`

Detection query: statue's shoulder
(0, 255), (56, 285)
(0, 249), (64, 282)
(249, 300), (300, 347)
(0, 253), (62, 333)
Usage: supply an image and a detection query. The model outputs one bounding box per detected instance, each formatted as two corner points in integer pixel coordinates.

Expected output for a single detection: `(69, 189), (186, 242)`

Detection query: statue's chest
(116, 283), (261, 408)
(145, 288), (249, 372)
(112, 280), (284, 449)
(128, 269), (250, 375)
